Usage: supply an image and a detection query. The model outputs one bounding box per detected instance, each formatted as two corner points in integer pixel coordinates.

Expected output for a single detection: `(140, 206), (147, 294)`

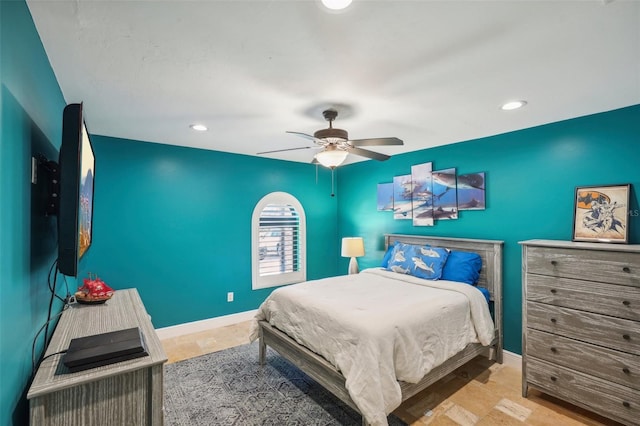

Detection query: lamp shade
(315, 147), (348, 169)
(341, 237), (365, 258)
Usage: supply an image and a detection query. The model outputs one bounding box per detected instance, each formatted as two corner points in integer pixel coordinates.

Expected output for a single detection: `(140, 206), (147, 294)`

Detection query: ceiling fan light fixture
(314, 128), (348, 141)
(321, 0), (352, 11)
(278, 108), (403, 164)
(315, 148), (348, 169)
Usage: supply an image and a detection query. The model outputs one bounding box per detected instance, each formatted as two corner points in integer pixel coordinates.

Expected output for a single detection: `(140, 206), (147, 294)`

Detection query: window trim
(252, 192), (306, 290)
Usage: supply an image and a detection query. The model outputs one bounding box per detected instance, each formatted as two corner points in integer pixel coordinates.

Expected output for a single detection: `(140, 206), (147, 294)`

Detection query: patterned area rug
(164, 342), (407, 425)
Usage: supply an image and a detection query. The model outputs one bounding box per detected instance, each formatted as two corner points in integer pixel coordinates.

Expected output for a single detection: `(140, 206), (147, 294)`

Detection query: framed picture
(572, 184), (630, 243)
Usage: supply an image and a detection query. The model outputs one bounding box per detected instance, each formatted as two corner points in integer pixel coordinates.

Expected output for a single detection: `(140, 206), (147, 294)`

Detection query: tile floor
(160, 321), (624, 426)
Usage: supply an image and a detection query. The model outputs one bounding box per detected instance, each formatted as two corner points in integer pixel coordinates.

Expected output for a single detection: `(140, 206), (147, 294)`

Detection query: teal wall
(336, 104), (640, 355)
(1, 2), (338, 423)
(0, 1), (66, 425)
(80, 136), (339, 328)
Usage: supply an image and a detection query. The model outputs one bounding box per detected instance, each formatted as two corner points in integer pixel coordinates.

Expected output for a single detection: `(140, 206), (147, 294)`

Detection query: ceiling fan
(257, 109), (404, 169)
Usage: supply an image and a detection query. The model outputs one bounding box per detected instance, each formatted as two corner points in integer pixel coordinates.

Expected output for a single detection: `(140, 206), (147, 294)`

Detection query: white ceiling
(27, 0), (640, 166)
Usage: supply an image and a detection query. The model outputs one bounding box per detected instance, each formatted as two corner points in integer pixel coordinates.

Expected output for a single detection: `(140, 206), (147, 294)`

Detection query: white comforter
(249, 268), (495, 426)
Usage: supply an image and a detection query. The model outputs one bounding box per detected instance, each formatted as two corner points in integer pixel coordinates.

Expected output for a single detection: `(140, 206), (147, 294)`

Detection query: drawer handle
(550, 289), (557, 294)
(550, 376), (557, 382)
(623, 401), (631, 409)
(550, 347), (558, 353)
(623, 334), (631, 341)
(622, 367), (630, 374)
(622, 267), (631, 273)
(551, 318), (557, 324)
(623, 300), (631, 306)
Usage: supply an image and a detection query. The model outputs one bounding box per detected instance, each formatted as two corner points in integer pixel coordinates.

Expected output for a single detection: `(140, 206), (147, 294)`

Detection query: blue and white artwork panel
(377, 182), (394, 211)
(457, 172), (486, 210)
(411, 162), (434, 226)
(432, 168), (458, 220)
(393, 174), (413, 220)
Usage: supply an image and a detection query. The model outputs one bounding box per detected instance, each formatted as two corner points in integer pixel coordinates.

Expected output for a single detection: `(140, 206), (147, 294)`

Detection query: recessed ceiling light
(321, 0), (353, 11)
(501, 100), (527, 111)
(189, 124), (208, 132)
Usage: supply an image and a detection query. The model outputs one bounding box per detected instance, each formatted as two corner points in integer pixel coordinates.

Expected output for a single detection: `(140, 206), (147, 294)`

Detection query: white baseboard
(155, 309), (257, 340)
(502, 349), (522, 371)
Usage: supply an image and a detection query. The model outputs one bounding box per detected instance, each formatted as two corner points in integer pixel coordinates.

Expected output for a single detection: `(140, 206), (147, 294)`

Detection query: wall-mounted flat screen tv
(57, 103), (95, 277)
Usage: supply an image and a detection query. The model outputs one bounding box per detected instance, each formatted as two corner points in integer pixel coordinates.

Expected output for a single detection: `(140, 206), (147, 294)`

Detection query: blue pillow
(410, 246), (450, 280)
(386, 243), (449, 280)
(381, 241), (397, 268)
(385, 242), (414, 274)
(476, 286), (491, 304)
(441, 251), (482, 285)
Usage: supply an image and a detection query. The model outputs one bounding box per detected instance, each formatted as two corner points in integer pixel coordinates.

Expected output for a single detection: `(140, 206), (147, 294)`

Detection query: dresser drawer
(527, 357), (639, 426)
(526, 246), (640, 287)
(526, 274), (640, 321)
(527, 329), (640, 390)
(527, 301), (640, 355)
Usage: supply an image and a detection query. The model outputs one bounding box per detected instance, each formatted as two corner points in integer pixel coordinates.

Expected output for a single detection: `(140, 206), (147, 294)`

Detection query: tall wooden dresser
(521, 240), (640, 426)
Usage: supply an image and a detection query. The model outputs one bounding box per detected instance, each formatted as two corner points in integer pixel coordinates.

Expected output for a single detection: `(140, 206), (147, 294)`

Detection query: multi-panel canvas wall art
(378, 162), (486, 226)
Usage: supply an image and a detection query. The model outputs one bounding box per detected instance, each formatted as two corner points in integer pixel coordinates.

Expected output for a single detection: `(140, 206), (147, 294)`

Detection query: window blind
(258, 204), (300, 277)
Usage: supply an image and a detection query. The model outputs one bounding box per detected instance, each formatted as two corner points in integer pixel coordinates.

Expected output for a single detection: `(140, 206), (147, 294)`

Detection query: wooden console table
(27, 288), (167, 426)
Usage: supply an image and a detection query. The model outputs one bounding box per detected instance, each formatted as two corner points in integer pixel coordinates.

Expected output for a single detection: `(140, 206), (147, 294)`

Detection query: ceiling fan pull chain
(331, 168), (335, 197)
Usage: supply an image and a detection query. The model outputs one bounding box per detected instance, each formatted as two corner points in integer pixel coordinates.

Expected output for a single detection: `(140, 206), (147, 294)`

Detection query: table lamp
(341, 237), (365, 275)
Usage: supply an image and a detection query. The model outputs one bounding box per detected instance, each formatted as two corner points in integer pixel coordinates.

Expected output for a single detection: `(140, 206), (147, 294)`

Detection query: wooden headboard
(384, 234), (503, 299)
(384, 234), (504, 351)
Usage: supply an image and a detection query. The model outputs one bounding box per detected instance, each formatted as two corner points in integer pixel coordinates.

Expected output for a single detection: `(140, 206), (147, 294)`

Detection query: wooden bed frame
(258, 234), (504, 425)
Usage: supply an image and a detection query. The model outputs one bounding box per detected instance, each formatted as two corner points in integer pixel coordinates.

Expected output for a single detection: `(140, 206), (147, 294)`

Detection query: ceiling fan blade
(286, 131), (319, 142)
(256, 146), (314, 155)
(346, 146), (391, 161)
(349, 137), (403, 147)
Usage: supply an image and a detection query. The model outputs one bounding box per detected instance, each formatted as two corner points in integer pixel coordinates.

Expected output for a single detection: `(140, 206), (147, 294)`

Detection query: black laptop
(62, 327), (148, 373)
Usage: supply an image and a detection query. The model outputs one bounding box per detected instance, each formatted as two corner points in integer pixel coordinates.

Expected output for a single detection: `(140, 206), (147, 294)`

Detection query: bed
(249, 234), (503, 426)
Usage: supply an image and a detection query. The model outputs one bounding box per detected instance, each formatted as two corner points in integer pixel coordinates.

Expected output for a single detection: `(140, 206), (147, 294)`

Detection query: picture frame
(572, 184), (630, 243)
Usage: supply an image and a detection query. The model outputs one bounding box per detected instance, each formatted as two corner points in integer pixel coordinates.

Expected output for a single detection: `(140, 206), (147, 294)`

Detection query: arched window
(252, 192), (306, 289)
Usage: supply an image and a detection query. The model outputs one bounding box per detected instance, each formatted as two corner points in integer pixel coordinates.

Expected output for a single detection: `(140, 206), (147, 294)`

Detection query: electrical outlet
(227, 292), (234, 302)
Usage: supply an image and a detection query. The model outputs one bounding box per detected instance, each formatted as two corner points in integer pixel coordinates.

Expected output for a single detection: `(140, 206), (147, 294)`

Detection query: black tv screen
(57, 103), (95, 277)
